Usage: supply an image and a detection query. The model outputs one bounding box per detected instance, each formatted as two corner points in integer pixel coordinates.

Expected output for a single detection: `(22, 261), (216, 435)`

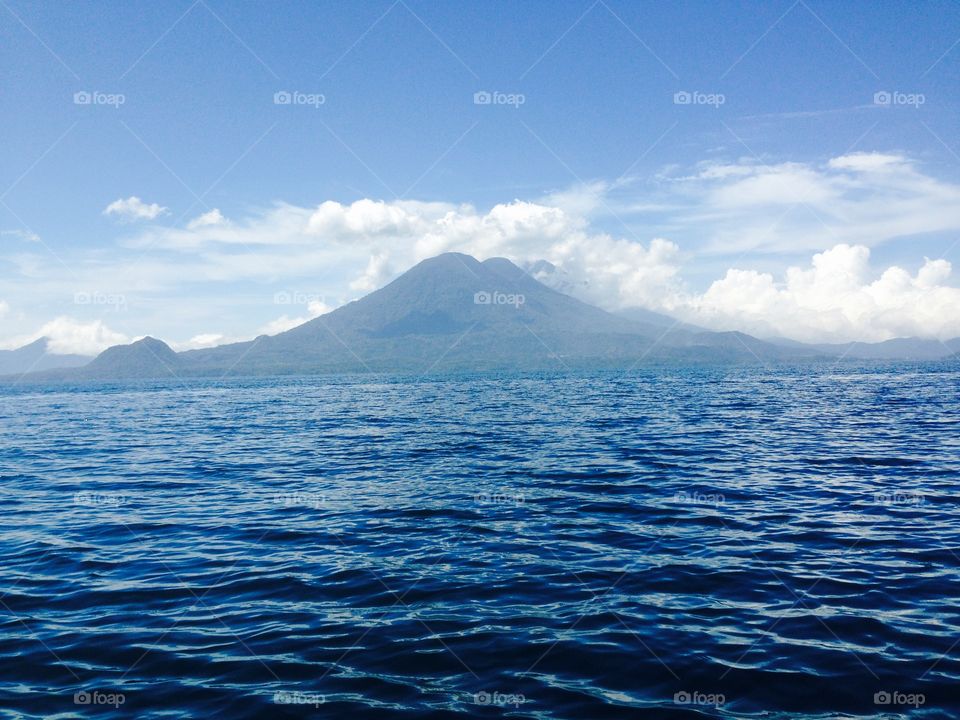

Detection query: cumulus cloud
(104, 196), (168, 222)
(0, 300), (8, 317)
(0, 317), (130, 355)
(308, 199), (421, 237)
(684, 245), (960, 342)
(187, 209), (226, 229)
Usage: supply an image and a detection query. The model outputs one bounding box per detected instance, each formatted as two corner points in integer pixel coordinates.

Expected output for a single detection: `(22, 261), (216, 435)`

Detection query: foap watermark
(474, 290), (524, 308)
(74, 690), (125, 708)
(74, 491), (127, 507)
(74, 291), (126, 310)
(673, 690), (725, 708)
(873, 90), (925, 107)
(674, 490), (724, 507)
(473, 90), (525, 108)
(274, 90), (326, 108)
(673, 90), (725, 108)
(273, 491), (326, 510)
(73, 90), (125, 108)
(474, 490), (525, 507)
(274, 690), (325, 708)
(274, 291), (326, 306)
(874, 690), (925, 708)
(474, 690), (526, 708)
(874, 490), (924, 506)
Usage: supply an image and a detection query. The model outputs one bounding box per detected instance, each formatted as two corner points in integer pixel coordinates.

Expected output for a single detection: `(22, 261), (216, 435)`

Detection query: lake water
(1, 364), (958, 718)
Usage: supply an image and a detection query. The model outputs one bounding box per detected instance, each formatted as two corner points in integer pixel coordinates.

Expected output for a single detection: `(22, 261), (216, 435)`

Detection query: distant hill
(82, 336), (182, 379)
(8, 253), (958, 382)
(767, 336), (960, 361)
(814, 337), (959, 361)
(0, 338), (91, 376)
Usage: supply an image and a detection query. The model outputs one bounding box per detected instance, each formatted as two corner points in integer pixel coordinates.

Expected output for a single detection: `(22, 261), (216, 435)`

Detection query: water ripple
(0, 364), (958, 718)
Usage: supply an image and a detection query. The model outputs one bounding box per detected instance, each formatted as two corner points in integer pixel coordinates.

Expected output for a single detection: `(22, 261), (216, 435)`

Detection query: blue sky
(2, 0), (960, 352)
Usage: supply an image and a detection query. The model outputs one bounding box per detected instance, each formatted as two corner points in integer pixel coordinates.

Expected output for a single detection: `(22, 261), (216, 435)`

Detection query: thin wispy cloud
(642, 153), (960, 254)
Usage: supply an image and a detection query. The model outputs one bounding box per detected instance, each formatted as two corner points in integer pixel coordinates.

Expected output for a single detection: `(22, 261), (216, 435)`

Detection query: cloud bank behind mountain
(3, 153), (959, 353)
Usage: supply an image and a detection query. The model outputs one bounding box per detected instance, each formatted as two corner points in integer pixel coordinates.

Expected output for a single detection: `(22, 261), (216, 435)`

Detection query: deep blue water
(1, 364), (959, 719)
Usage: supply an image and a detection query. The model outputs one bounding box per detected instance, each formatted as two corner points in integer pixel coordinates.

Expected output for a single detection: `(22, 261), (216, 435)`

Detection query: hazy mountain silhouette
(767, 336), (960, 361)
(0, 338), (91, 376)
(173, 253), (672, 375)
(814, 337), (960, 360)
(9, 253), (959, 381)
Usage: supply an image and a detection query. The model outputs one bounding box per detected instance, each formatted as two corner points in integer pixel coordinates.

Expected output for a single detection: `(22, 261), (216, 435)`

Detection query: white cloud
(349, 252), (392, 292)
(683, 244), (960, 342)
(827, 152), (907, 173)
(0, 300), (8, 317)
(187, 208), (226, 229)
(657, 153), (960, 253)
(0, 317), (129, 355)
(542, 180), (612, 216)
(104, 196), (168, 222)
(1, 229), (41, 243)
(169, 333), (232, 351)
(259, 299), (333, 336)
(259, 316), (305, 336)
(707, 164), (836, 208)
(308, 199), (421, 237)
(125, 202), (312, 251)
